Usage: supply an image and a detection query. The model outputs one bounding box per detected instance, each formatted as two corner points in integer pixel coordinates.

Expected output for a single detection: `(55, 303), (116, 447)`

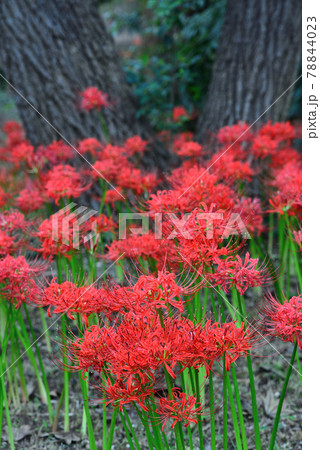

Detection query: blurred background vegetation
(100, 0), (301, 130)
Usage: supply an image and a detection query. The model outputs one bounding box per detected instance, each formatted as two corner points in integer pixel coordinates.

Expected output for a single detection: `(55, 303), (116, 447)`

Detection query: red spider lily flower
(250, 135), (278, 159)
(233, 197), (264, 236)
(3, 121), (23, 134)
(268, 162), (302, 217)
(99, 144), (127, 161)
(156, 390), (202, 431)
(33, 213), (77, 260)
(173, 106), (189, 123)
(0, 209), (30, 255)
(0, 209), (31, 231)
(0, 231), (17, 256)
(3, 121), (25, 147)
(269, 147), (301, 169)
(44, 164), (91, 205)
(0, 255), (45, 308)
(15, 185), (45, 213)
(176, 141), (203, 158)
(78, 138), (102, 156)
(83, 215), (117, 235)
(204, 321), (255, 371)
(106, 233), (176, 270)
(80, 87), (110, 111)
(101, 376), (155, 412)
(161, 204), (240, 270)
(173, 132), (194, 153)
(216, 122), (252, 146)
(39, 140), (73, 165)
(210, 150), (253, 182)
(259, 121), (296, 143)
(124, 136), (148, 156)
(103, 188), (125, 205)
(11, 142), (35, 167)
(116, 167), (158, 195)
(261, 293), (302, 349)
(91, 156), (129, 182)
(133, 270), (187, 313)
(211, 252), (268, 295)
(39, 279), (113, 325)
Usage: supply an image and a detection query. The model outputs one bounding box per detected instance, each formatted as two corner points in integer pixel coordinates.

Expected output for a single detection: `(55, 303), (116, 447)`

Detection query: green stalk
(122, 408), (142, 450)
(223, 359), (228, 450)
(97, 111), (110, 141)
(119, 411), (135, 450)
(39, 308), (52, 353)
(268, 213), (274, 255)
(61, 316), (69, 432)
(226, 373), (242, 449)
(134, 404), (156, 449)
(194, 369), (204, 450)
(268, 343), (298, 450)
(180, 371), (194, 450)
(230, 365), (248, 450)
(163, 367), (185, 450)
(296, 352), (302, 387)
(0, 370), (14, 449)
(147, 397), (167, 450)
(79, 374), (97, 449)
(208, 371), (216, 450)
(23, 306), (53, 422)
(237, 293), (261, 449)
(106, 408), (118, 450)
(15, 315), (47, 405)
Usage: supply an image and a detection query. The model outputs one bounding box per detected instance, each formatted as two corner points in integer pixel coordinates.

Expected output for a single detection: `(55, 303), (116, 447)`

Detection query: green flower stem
(296, 352), (302, 387)
(79, 374), (97, 450)
(122, 408), (142, 450)
(163, 367), (185, 450)
(230, 365), (248, 450)
(134, 404), (156, 449)
(284, 213), (302, 291)
(268, 213), (274, 255)
(147, 397), (167, 450)
(39, 308), (52, 353)
(194, 369), (205, 450)
(0, 368), (14, 450)
(180, 370), (194, 450)
(226, 372), (242, 449)
(14, 334), (28, 403)
(16, 313), (47, 405)
(61, 316), (70, 432)
(97, 111), (110, 141)
(237, 293), (261, 450)
(268, 342), (298, 450)
(223, 358), (228, 450)
(208, 371), (216, 450)
(119, 411), (135, 450)
(106, 407), (118, 450)
(23, 306), (53, 422)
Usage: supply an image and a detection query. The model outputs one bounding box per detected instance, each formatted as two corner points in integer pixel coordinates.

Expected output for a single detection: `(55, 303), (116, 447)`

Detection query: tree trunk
(0, 0), (171, 168)
(196, 0), (301, 142)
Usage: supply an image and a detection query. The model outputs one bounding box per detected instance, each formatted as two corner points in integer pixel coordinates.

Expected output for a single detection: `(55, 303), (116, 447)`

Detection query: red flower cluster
(173, 106), (189, 122)
(0, 255), (44, 308)
(80, 87), (110, 111)
(262, 294), (302, 348)
(211, 252), (268, 295)
(44, 164), (91, 205)
(156, 390), (202, 430)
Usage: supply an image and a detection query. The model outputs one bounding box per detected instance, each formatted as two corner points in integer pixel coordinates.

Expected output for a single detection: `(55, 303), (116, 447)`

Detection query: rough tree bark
(196, 0), (301, 142)
(0, 0), (171, 168)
